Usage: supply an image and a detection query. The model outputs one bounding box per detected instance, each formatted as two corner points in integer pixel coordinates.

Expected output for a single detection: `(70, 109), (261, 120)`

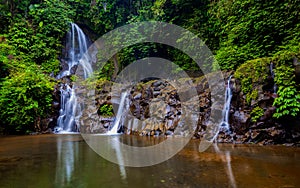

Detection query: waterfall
(55, 23), (90, 133)
(270, 62), (277, 94)
(107, 92), (128, 135)
(220, 75), (233, 132)
(67, 23), (88, 75)
(56, 84), (80, 132)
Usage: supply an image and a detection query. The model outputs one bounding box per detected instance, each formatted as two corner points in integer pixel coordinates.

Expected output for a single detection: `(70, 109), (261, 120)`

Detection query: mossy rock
(235, 57), (270, 96)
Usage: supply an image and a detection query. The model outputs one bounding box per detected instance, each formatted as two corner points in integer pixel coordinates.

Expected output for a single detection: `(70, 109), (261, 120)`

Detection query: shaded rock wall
(44, 64), (300, 145)
(86, 68), (300, 145)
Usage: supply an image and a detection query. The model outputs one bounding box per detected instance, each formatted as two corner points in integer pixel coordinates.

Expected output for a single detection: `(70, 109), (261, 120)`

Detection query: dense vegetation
(0, 0), (299, 134)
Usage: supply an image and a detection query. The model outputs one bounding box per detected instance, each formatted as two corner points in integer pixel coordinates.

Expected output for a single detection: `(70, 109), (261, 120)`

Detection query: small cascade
(57, 23), (88, 79)
(107, 92), (128, 135)
(270, 62), (277, 94)
(220, 75), (233, 132)
(56, 84), (80, 132)
(55, 23), (90, 133)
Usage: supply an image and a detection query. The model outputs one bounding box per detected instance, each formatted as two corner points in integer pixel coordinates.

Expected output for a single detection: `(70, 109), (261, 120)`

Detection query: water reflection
(111, 136), (127, 180)
(55, 135), (79, 186)
(82, 133), (190, 167)
(213, 144), (237, 188)
(0, 135), (300, 187)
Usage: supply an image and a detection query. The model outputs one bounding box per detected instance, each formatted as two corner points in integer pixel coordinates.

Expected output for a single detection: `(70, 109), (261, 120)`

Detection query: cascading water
(56, 84), (79, 132)
(270, 62), (277, 94)
(220, 75), (233, 132)
(57, 23), (88, 79)
(108, 92), (128, 135)
(55, 23), (91, 133)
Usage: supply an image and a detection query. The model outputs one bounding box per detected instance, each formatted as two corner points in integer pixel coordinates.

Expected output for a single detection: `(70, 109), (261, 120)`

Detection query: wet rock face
(79, 80), (114, 134)
(227, 64), (300, 145)
(126, 80), (182, 136)
(46, 66), (300, 145)
(231, 110), (250, 135)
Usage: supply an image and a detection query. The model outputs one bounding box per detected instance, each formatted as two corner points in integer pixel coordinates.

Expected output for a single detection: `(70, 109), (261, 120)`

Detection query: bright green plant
(246, 89), (258, 105)
(98, 104), (114, 117)
(273, 65), (300, 118)
(210, 0), (299, 70)
(250, 106), (264, 123)
(28, 0), (74, 38)
(8, 20), (34, 55)
(0, 65), (55, 133)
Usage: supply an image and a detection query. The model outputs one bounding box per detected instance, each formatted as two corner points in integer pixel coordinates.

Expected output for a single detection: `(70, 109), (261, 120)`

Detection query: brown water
(0, 134), (299, 188)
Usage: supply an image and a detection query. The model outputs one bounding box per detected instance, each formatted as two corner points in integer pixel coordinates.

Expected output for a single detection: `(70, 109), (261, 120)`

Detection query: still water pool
(0, 134), (299, 188)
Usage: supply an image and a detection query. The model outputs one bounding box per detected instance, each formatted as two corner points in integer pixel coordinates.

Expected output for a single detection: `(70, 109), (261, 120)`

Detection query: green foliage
(246, 89), (258, 105)
(273, 65), (300, 118)
(270, 37), (300, 118)
(250, 106), (264, 123)
(98, 104), (114, 117)
(3, 0), (75, 75)
(1, 0), (299, 133)
(0, 1), (12, 33)
(79, 0), (133, 35)
(0, 36), (14, 78)
(211, 0), (300, 70)
(0, 1), (68, 132)
(235, 58), (269, 96)
(28, 0), (74, 38)
(8, 20), (34, 55)
(0, 65), (55, 133)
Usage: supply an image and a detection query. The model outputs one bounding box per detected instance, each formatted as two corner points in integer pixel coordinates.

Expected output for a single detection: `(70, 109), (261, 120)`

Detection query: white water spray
(107, 92), (128, 135)
(55, 23), (91, 133)
(220, 75), (233, 132)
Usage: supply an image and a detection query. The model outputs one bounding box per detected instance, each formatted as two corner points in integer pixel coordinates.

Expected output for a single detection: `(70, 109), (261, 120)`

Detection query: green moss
(136, 82), (144, 91)
(81, 75), (112, 90)
(250, 106), (264, 123)
(272, 47), (300, 67)
(235, 57), (270, 96)
(144, 79), (157, 86)
(240, 77), (252, 94)
(192, 75), (206, 85)
(235, 48), (300, 118)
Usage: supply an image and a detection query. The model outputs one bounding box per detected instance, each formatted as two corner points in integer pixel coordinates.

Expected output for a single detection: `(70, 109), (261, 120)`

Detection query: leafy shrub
(0, 65), (55, 133)
(246, 89), (258, 105)
(0, 37), (14, 79)
(210, 0), (299, 70)
(273, 65), (300, 118)
(28, 0), (74, 38)
(98, 104), (114, 117)
(250, 106), (264, 123)
(4, 0), (75, 75)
